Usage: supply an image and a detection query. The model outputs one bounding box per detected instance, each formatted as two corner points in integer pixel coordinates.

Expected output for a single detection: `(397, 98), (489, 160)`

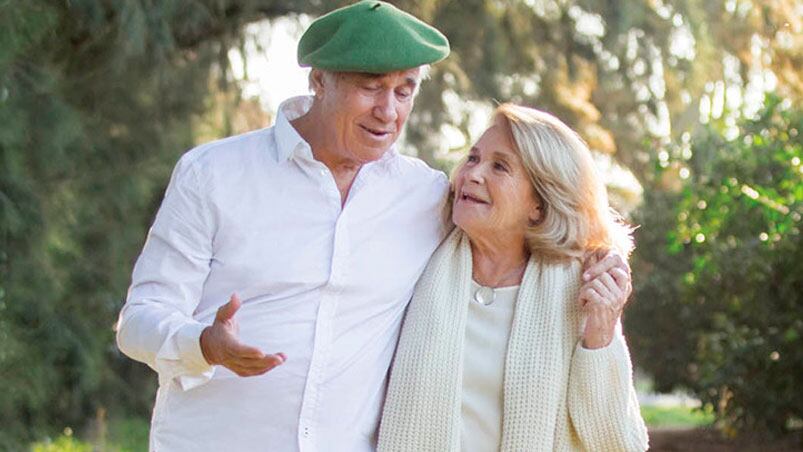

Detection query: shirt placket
(298, 164), (352, 452)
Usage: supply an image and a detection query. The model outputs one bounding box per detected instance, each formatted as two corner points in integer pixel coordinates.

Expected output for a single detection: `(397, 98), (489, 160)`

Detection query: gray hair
(308, 65), (430, 97)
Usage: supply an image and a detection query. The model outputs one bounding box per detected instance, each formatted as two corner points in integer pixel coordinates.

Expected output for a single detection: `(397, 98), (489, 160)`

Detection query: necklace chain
(474, 259), (528, 288)
(472, 259), (527, 306)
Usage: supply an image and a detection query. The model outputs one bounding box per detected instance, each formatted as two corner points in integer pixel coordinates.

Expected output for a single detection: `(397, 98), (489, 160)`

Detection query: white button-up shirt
(116, 96), (449, 452)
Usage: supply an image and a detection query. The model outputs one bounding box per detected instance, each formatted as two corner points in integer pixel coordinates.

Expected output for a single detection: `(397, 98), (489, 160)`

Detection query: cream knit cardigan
(377, 230), (649, 452)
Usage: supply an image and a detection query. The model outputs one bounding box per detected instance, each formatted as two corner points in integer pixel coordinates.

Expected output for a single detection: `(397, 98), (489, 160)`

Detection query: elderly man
(117, 2), (451, 450)
(116, 1), (629, 451)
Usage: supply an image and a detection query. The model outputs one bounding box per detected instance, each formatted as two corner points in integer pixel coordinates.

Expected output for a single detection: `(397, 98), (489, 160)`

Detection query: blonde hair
(492, 103), (634, 262)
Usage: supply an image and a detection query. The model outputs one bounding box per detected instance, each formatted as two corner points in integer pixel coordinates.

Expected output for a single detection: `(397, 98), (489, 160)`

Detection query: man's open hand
(200, 294), (286, 377)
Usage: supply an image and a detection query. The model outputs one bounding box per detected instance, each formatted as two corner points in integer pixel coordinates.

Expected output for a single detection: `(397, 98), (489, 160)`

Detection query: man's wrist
(199, 326), (216, 365)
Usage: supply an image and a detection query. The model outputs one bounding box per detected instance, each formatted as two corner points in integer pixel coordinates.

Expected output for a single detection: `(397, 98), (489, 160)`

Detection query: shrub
(627, 95), (803, 436)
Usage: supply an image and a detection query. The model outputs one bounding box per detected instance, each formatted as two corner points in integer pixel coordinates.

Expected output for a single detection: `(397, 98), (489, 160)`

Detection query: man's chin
(354, 144), (393, 163)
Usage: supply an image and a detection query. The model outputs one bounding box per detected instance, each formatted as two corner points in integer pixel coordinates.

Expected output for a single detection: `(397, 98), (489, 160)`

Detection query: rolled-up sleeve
(567, 324), (649, 451)
(116, 153), (216, 390)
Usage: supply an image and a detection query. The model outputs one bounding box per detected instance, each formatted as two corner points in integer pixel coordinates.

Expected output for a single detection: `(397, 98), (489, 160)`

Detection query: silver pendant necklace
(473, 259), (527, 306)
(473, 285), (497, 306)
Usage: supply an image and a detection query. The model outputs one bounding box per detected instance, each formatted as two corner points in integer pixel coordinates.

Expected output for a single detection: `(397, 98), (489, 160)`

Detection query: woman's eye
(467, 155), (479, 163)
(494, 162), (509, 172)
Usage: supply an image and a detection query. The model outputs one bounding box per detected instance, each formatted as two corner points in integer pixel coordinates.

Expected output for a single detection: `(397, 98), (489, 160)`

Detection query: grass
(30, 435), (92, 452)
(106, 418), (149, 451)
(30, 406), (713, 450)
(29, 418), (150, 452)
(642, 404), (716, 429)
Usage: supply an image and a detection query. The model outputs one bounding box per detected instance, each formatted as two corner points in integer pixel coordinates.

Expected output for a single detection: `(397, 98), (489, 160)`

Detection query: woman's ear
(529, 204), (543, 226)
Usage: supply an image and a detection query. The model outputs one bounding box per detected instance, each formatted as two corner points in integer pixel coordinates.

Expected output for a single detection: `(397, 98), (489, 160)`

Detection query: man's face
(316, 68), (420, 164)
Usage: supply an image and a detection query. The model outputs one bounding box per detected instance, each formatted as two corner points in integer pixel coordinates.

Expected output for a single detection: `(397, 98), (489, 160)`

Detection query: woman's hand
(581, 249), (632, 298)
(578, 266), (630, 349)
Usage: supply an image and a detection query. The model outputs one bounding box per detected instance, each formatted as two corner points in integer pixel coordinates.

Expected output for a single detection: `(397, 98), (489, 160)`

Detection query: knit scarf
(377, 228), (583, 452)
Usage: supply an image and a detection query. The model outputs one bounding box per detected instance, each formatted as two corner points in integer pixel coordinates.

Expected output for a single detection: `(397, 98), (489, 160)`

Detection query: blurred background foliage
(0, 0), (800, 449)
(630, 94), (802, 436)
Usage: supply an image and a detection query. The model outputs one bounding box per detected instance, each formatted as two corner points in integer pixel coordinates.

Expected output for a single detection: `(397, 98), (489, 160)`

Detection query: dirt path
(648, 428), (803, 451)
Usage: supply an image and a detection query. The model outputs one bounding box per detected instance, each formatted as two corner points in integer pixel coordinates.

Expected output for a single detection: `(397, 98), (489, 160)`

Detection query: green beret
(298, 1), (450, 73)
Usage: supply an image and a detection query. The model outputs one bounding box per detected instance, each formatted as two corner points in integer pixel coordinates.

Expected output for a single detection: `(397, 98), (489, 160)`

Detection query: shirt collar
(273, 95), (402, 177)
(274, 95), (314, 163)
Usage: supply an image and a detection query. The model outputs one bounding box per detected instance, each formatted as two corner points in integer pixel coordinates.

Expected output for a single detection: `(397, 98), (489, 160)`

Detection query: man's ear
(310, 69), (326, 98)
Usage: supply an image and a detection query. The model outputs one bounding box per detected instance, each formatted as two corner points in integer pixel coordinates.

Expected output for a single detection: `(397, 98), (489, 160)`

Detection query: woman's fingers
(580, 268), (629, 350)
(596, 272), (625, 310)
(582, 250), (629, 282)
(596, 271), (618, 294)
(579, 273), (620, 305)
(581, 286), (621, 349)
(581, 285), (604, 307)
(609, 267), (629, 291)
(582, 282), (623, 320)
(577, 283), (593, 308)
(608, 266), (633, 303)
(591, 276), (614, 302)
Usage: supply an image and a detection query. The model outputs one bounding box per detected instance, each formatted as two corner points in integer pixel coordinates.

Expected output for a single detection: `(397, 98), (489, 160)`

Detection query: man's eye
(467, 155), (479, 163)
(396, 90), (412, 100)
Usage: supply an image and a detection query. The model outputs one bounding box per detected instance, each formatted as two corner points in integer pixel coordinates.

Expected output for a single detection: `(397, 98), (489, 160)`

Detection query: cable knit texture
(377, 229), (649, 451)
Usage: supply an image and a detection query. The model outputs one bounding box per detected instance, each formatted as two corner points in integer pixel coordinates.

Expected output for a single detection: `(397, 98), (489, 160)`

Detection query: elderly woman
(377, 104), (649, 451)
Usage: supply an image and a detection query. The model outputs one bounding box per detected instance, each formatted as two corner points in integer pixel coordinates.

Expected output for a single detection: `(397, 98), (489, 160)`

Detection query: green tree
(628, 95), (802, 435)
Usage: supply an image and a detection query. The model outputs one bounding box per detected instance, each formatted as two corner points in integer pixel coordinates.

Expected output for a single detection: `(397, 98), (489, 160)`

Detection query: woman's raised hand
(579, 250), (631, 349)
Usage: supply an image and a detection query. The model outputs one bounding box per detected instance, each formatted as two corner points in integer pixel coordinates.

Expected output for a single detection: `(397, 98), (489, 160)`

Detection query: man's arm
(117, 153), (285, 389)
(116, 154), (217, 389)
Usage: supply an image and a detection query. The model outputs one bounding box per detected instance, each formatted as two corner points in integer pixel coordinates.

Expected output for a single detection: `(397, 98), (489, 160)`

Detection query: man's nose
(373, 90), (398, 123)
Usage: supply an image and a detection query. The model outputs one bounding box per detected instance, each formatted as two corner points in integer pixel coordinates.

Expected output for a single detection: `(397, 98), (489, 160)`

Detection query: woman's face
(452, 118), (541, 241)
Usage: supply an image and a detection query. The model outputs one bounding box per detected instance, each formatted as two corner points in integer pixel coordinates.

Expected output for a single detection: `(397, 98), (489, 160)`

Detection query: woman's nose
(465, 163), (484, 184)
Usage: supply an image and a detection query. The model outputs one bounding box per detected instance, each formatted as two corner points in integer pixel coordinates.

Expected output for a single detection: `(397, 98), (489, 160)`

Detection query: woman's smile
(458, 190), (490, 205)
